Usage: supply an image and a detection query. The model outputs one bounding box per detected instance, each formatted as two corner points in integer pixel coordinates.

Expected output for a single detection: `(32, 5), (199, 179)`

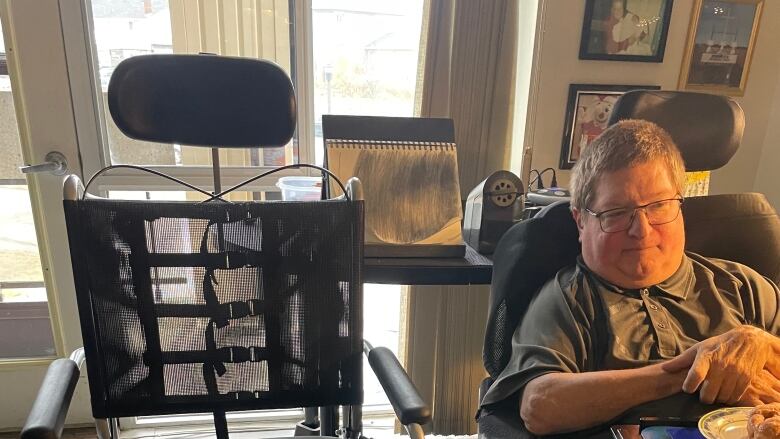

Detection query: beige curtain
(404, 0), (519, 435)
(168, 0), (294, 176)
(417, 0), (518, 197)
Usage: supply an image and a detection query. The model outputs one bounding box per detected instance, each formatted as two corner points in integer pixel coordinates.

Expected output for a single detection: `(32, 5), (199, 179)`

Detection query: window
(91, 0), (295, 170)
(311, 0), (424, 163)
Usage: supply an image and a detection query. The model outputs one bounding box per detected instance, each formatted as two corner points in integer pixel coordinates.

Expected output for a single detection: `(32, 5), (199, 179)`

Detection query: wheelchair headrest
(609, 91), (744, 171)
(108, 54), (297, 148)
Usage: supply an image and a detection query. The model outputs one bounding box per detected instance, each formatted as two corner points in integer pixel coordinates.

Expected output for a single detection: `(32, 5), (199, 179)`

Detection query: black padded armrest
(21, 359), (81, 439)
(367, 346), (431, 426)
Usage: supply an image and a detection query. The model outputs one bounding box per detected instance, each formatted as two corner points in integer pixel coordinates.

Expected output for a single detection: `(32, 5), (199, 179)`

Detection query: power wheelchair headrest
(609, 90), (744, 171)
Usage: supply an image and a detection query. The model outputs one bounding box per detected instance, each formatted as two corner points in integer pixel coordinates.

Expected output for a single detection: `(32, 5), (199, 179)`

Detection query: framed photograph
(559, 84), (661, 170)
(679, 0), (764, 96)
(579, 0), (674, 62)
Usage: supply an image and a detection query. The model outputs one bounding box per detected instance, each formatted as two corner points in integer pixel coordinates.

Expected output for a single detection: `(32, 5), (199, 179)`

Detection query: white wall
(713, 0), (780, 198)
(509, 0), (539, 181)
(520, 0), (780, 206)
(753, 69), (780, 208)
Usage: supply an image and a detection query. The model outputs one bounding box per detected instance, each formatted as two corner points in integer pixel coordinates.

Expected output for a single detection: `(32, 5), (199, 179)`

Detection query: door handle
(20, 151), (68, 176)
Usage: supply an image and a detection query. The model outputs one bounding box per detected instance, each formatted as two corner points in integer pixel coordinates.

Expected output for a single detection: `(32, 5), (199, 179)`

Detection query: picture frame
(559, 84), (661, 170)
(579, 0), (674, 62)
(678, 0), (764, 96)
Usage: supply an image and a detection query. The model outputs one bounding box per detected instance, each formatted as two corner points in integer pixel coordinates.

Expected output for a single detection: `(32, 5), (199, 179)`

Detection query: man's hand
(737, 370), (780, 406)
(669, 326), (776, 404)
(662, 344), (698, 373)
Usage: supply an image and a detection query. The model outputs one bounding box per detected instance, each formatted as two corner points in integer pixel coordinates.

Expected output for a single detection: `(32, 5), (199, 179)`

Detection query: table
(364, 245), (493, 285)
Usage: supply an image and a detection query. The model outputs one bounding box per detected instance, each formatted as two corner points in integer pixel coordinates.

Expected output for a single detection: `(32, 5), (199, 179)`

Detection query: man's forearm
(521, 363), (686, 435)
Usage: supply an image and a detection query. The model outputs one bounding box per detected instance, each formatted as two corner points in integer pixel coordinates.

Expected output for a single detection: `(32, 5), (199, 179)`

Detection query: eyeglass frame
(584, 197), (685, 233)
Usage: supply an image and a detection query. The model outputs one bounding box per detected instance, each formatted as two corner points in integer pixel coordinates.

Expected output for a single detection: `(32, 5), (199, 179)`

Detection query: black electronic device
(463, 170), (524, 254)
(526, 187), (571, 207)
(639, 417), (700, 430)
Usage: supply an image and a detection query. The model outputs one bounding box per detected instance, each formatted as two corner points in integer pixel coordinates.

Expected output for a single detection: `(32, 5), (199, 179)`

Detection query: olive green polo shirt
(481, 252), (780, 407)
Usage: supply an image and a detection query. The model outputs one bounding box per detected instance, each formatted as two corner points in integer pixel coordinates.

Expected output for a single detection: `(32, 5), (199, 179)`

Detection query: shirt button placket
(642, 288), (674, 357)
(643, 290), (661, 325)
(642, 289), (665, 328)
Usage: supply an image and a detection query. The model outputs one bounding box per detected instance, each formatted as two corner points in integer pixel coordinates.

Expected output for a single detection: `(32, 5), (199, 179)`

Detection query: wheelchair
(21, 54), (430, 439)
(477, 91), (780, 438)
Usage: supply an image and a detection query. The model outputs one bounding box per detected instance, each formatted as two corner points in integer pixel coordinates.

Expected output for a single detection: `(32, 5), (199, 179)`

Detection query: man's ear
(571, 207), (585, 241)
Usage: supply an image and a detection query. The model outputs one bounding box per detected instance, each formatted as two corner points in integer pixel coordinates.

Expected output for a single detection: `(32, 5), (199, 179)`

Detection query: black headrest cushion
(108, 54), (297, 148)
(609, 91), (743, 171)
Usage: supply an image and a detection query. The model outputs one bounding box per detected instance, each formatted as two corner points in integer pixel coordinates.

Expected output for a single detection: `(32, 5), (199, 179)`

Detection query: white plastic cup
(275, 176), (322, 201)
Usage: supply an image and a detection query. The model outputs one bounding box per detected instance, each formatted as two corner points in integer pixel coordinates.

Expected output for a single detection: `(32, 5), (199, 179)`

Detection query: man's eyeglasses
(585, 197), (684, 233)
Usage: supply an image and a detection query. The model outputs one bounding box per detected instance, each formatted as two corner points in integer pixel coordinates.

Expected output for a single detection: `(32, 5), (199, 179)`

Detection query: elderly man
(480, 120), (780, 436)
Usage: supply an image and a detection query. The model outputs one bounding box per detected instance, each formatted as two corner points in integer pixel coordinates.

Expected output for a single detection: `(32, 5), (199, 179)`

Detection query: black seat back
(683, 193), (780, 285)
(69, 54), (367, 420)
(65, 198), (365, 418)
(483, 201), (579, 378)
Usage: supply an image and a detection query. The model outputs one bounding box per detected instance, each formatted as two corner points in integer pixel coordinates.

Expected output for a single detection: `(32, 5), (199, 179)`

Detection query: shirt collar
(576, 254), (693, 299)
(654, 255), (693, 299)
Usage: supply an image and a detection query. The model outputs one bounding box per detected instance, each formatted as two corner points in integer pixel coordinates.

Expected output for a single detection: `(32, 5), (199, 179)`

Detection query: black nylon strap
(203, 269), (227, 328)
(205, 321), (227, 376)
(202, 362), (220, 398)
(199, 220), (227, 327)
(155, 299), (266, 319)
(226, 390), (285, 400)
(155, 304), (213, 318)
(126, 217), (165, 397)
(159, 346), (270, 364)
(224, 299), (265, 319)
(146, 251), (266, 268)
(202, 320), (226, 398)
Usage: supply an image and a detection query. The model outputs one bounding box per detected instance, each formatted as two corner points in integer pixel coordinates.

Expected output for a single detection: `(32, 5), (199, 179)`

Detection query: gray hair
(569, 119), (686, 210)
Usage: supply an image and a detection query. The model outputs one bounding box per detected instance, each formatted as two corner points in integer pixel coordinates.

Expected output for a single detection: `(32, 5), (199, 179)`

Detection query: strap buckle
(220, 346), (263, 363)
(227, 301), (251, 319)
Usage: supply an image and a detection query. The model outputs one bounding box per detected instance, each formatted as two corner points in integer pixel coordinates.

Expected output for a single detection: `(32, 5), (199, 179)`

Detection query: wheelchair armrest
(365, 343), (431, 427)
(21, 357), (82, 439)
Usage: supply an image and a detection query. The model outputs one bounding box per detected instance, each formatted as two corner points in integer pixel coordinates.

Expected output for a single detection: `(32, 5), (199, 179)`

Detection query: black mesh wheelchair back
(63, 198), (364, 419)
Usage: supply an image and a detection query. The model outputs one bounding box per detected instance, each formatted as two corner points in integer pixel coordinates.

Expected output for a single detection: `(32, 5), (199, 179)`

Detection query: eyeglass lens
(600, 199), (681, 232)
